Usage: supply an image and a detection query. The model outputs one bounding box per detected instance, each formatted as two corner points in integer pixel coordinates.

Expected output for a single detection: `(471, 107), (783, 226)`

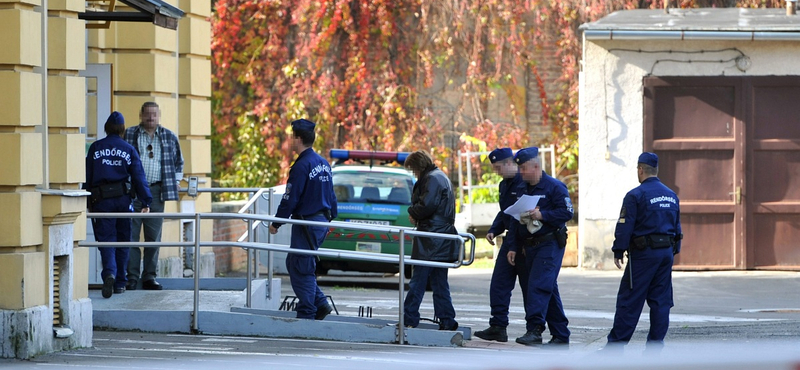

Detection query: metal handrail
(81, 211), (476, 344)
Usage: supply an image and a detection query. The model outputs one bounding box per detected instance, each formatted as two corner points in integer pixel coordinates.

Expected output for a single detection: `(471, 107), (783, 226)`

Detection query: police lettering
(102, 159), (123, 166)
(308, 163), (331, 180)
(649, 196), (676, 205)
(93, 148), (132, 165)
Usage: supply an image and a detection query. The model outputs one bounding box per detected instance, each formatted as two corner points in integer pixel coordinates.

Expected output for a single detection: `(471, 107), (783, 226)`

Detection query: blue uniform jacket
(612, 177), (682, 259)
(86, 134), (152, 207)
(506, 172), (573, 252)
(274, 148), (338, 227)
(487, 173), (525, 240)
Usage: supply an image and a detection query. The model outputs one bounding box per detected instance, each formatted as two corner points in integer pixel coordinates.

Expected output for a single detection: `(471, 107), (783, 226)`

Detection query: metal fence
(81, 188), (476, 344)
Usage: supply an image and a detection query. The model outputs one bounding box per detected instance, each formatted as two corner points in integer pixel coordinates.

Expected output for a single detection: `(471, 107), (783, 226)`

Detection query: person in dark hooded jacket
(402, 150), (459, 330)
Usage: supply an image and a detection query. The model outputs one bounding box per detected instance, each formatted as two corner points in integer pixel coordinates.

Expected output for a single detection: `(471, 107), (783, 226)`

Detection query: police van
(318, 149), (415, 275)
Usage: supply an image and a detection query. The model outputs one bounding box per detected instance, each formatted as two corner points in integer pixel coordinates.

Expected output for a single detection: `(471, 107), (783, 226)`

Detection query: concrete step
(91, 283), (467, 347)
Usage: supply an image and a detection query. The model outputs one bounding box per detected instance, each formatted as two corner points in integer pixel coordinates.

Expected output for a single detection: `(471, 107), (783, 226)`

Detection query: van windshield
(333, 172), (414, 205)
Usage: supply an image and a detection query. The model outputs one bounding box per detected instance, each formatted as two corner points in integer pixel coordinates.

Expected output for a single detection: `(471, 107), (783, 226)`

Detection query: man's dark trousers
(607, 247), (674, 343)
(286, 214), (329, 319)
(128, 183), (164, 284)
(523, 240), (569, 340)
(403, 265), (457, 329)
(488, 245), (529, 327)
(93, 195), (133, 289)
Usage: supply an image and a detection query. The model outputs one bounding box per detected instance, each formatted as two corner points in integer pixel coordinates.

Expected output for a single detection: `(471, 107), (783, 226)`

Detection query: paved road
(2, 268), (799, 369)
(318, 268), (800, 348)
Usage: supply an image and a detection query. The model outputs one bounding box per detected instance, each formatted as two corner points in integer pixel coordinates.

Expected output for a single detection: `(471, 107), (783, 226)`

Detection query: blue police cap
(105, 111), (125, 126)
(291, 119), (316, 132)
(638, 152), (658, 168)
(514, 147), (539, 165)
(488, 148), (513, 164)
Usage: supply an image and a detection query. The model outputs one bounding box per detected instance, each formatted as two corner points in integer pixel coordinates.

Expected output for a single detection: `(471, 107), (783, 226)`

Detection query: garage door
(645, 76), (800, 270)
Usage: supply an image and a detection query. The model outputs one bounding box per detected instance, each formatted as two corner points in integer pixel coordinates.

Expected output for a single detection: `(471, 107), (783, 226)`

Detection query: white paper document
(503, 195), (542, 221)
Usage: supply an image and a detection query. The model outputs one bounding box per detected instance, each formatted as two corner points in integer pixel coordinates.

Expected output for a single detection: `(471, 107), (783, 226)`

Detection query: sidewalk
(2, 268), (798, 369)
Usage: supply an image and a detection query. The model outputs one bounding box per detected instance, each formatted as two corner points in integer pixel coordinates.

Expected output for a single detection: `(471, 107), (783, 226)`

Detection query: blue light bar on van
(330, 149), (410, 164)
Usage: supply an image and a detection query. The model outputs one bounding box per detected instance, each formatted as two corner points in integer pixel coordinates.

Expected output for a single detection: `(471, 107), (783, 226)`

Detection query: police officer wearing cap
(474, 148), (529, 342)
(506, 147), (573, 346)
(605, 152), (682, 352)
(86, 112), (153, 299)
(269, 119), (338, 320)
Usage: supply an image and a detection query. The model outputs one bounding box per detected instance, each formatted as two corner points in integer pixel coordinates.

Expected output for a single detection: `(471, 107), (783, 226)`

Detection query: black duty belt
(632, 234), (673, 249)
(523, 231), (557, 247)
(149, 181), (162, 186)
(296, 209), (331, 221)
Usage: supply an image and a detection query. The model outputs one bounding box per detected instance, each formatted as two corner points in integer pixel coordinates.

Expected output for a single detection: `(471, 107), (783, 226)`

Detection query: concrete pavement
(1, 268), (799, 369)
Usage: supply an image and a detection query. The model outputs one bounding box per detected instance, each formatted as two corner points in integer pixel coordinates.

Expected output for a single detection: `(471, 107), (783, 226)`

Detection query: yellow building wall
(0, 0), (215, 358)
(0, 71), (42, 126)
(48, 75), (86, 128)
(85, 0), (212, 277)
(0, 133), (44, 186)
(0, 8), (41, 67)
(179, 98), (212, 136)
(0, 252), (47, 310)
(48, 16), (85, 70)
(0, 192), (43, 247)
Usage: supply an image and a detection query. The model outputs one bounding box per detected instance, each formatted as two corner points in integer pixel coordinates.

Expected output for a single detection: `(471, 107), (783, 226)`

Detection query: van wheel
(315, 265), (329, 276)
(404, 265), (413, 278)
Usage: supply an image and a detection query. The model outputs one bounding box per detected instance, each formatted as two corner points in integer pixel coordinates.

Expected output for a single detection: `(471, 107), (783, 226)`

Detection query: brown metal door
(644, 77), (744, 269)
(746, 77), (800, 269)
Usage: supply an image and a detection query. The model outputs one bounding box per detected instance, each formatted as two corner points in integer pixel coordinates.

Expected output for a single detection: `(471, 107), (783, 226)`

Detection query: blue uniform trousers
(92, 196), (133, 289)
(488, 245), (529, 327)
(286, 214), (329, 319)
(522, 241), (570, 340)
(403, 265), (457, 329)
(607, 247), (674, 344)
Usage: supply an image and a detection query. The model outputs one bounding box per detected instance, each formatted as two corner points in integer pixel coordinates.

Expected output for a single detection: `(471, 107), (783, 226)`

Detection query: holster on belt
(523, 226), (568, 249)
(632, 234), (673, 250)
(90, 181), (130, 201)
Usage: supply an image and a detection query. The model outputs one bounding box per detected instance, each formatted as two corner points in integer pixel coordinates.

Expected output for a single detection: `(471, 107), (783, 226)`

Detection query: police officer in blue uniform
(269, 119), (338, 320)
(86, 112), (152, 299)
(605, 152), (682, 352)
(506, 147), (573, 345)
(474, 148), (529, 342)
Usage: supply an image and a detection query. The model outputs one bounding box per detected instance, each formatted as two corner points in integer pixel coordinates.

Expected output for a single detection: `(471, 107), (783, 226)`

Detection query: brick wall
(212, 201), (249, 275)
(526, 41), (567, 145)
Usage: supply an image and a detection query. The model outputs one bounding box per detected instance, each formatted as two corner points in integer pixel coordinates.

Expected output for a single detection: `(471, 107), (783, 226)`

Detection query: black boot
(474, 325), (508, 342)
(543, 336), (569, 349)
(515, 325), (545, 345)
(315, 304), (333, 320)
(102, 275), (115, 299)
(438, 321), (459, 331)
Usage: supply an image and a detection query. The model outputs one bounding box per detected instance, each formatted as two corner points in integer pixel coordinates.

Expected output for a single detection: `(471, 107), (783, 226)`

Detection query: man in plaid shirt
(124, 101), (184, 290)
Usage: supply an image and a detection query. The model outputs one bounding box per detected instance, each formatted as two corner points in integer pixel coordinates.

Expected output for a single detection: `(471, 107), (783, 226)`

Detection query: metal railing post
(251, 191), (259, 279)
(397, 229), (405, 344)
(81, 209), (476, 342)
(192, 212), (201, 332)
(266, 188), (274, 299)
(465, 152), (473, 205)
(246, 217), (253, 308)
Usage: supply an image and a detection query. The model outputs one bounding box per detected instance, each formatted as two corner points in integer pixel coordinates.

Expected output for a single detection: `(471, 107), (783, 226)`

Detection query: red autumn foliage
(211, 0), (780, 198)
